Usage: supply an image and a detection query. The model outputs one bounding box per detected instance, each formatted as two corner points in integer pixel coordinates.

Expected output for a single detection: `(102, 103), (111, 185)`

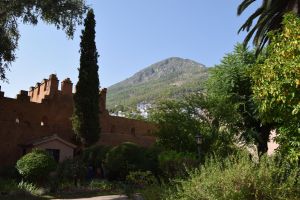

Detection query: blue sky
(1, 0), (261, 97)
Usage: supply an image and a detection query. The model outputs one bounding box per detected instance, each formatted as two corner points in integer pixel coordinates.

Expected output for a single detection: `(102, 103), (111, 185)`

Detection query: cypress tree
(72, 9), (100, 146)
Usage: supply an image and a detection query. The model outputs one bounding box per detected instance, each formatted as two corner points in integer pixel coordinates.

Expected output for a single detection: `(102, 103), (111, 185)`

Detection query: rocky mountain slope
(106, 57), (208, 111)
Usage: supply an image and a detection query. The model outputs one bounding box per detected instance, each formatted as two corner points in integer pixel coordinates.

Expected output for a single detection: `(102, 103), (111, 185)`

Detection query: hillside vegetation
(106, 57), (208, 111)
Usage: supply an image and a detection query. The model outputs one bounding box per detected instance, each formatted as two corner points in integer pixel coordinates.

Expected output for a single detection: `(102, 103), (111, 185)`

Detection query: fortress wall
(106, 116), (156, 136)
(0, 75), (156, 167)
(0, 92), (74, 166)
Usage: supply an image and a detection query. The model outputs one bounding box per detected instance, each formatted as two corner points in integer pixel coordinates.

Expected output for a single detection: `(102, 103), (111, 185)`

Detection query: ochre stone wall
(0, 74), (156, 167)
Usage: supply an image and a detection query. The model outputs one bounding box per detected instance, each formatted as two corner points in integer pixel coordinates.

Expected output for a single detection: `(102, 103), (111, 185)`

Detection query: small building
(20, 134), (77, 162)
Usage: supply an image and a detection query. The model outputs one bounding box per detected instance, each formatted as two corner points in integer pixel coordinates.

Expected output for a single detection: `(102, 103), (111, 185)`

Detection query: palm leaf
(237, 0), (256, 15)
(237, 0), (300, 54)
(238, 7), (264, 33)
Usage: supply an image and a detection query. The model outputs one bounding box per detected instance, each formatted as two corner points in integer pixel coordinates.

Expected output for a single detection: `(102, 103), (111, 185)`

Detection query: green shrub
(17, 181), (40, 195)
(104, 142), (147, 180)
(166, 152), (300, 200)
(81, 145), (110, 169)
(141, 145), (162, 176)
(89, 179), (113, 191)
(49, 157), (88, 193)
(0, 179), (45, 197)
(158, 150), (198, 178)
(104, 142), (162, 181)
(16, 149), (57, 183)
(138, 183), (169, 200)
(56, 157), (87, 183)
(126, 171), (157, 189)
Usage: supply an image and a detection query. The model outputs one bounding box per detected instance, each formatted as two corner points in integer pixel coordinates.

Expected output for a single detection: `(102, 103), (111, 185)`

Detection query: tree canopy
(251, 13), (300, 162)
(151, 94), (237, 159)
(205, 44), (273, 155)
(237, 0), (300, 54)
(0, 0), (87, 81)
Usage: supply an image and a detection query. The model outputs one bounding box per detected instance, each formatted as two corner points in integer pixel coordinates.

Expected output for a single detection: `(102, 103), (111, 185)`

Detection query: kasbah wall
(0, 74), (156, 167)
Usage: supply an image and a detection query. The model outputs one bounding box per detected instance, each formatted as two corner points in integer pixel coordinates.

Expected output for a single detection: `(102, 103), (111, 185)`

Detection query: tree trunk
(257, 124), (273, 156)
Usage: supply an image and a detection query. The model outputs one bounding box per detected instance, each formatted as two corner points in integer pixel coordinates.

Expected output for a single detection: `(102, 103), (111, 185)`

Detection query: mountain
(106, 57), (209, 111)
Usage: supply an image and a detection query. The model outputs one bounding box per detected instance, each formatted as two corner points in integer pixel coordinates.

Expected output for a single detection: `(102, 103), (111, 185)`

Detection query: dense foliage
(72, 9), (100, 146)
(237, 0), (300, 54)
(151, 99), (200, 153)
(126, 171), (157, 189)
(16, 149), (57, 183)
(0, 0), (87, 81)
(81, 145), (111, 175)
(105, 142), (148, 180)
(151, 92), (238, 158)
(56, 157), (87, 183)
(205, 44), (273, 155)
(252, 13), (300, 162)
(104, 142), (160, 181)
(166, 153), (300, 200)
(89, 179), (115, 191)
(158, 150), (198, 178)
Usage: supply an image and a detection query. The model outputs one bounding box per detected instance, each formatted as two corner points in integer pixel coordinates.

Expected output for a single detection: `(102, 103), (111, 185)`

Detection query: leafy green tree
(0, 0), (87, 81)
(205, 45), (273, 155)
(251, 13), (300, 162)
(151, 95), (236, 158)
(151, 99), (200, 153)
(237, 0), (300, 54)
(72, 9), (100, 147)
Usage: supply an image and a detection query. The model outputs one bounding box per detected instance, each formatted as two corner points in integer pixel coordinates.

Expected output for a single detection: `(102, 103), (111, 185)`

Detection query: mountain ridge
(106, 57), (208, 111)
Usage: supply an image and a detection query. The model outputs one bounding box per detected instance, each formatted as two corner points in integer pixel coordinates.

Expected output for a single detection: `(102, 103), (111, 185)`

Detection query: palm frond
(238, 7), (264, 33)
(237, 0), (300, 54)
(237, 0), (256, 15)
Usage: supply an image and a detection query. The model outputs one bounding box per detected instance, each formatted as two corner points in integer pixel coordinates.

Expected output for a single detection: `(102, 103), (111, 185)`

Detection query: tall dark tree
(72, 9), (100, 147)
(0, 0), (87, 81)
(237, 0), (300, 54)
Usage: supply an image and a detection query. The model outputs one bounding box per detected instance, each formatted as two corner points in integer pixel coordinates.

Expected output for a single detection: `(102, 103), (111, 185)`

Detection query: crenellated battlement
(0, 74), (156, 167)
(1, 74), (107, 107)
(61, 78), (73, 96)
(17, 90), (30, 102)
(28, 74), (60, 103)
(27, 74), (76, 103)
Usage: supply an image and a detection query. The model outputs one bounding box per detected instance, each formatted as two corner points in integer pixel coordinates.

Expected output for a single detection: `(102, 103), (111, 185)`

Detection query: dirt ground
(53, 194), (128, 200)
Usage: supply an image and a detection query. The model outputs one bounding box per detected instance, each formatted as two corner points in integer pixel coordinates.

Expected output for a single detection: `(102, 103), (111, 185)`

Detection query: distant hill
(106, 57), (208, 111)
